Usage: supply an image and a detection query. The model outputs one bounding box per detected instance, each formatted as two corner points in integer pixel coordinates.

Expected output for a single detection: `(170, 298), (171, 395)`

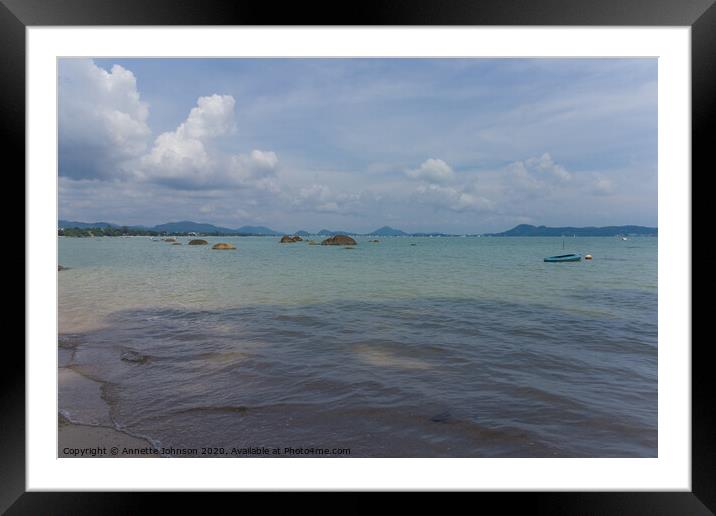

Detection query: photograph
(57, 57), (658, 459)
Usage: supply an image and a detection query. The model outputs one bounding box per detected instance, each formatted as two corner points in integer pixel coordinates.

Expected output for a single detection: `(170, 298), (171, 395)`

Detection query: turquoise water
(58, 236), (657, 457)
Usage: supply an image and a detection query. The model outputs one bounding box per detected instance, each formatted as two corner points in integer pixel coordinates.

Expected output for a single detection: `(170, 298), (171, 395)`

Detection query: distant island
(58, 220), (657, 238)
(483, 224), (657, 237)
(57, 221), (458, 238)
(58, 220), (282, 237)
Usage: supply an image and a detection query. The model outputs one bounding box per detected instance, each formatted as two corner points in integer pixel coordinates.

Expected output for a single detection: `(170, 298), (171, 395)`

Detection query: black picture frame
(4, 0), (712, 512)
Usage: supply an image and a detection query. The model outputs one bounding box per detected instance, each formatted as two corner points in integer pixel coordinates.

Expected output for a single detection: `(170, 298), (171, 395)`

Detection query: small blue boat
(544, 253), (581, 262)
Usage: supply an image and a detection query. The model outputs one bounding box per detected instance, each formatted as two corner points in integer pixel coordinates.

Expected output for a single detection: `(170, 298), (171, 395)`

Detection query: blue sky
(58, 58), (657, 233)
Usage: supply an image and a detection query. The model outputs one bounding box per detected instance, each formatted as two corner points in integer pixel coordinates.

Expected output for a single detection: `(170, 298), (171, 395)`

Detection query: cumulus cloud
(177, 94), (236, 140)
(524, 152), (571, 181)
(229, 150), (278, 181)
(59, 64), (281, 192)
(139, 94), (236, 188)
(59, 59), (151, 179)
(225, 150), (281, 193)
(402, 158), (494, 212)
(58, 59), (655, 232)
(291, 183), (361, 213)
(500, 152), (574, 201)
(137, 94), (282, 191)
(414, 183), (494, 212)
(406, 158), (456, 184)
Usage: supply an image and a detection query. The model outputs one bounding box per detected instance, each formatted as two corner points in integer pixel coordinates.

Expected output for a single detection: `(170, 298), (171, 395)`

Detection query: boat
(544, 253), (582, 262)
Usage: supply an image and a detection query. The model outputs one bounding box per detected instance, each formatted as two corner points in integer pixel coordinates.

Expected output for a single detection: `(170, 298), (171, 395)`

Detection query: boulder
(212, 242), (236, 250)
(280, 235), (302, 243)
(429, 411), (452, 423)
(321, 234), (357, 246)
(121, 349), (149, 364)
(188, 239), (208, 245)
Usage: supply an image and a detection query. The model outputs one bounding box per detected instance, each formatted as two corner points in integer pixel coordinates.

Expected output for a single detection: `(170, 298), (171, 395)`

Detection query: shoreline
(58, 414), (158, 458)
(58, 363), (159, 458)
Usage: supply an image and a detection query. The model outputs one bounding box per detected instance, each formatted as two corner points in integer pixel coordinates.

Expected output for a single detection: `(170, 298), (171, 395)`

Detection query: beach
(59, 418), (156, 458)
(58, 366), (158, 457)
(58, 235), (658, 457)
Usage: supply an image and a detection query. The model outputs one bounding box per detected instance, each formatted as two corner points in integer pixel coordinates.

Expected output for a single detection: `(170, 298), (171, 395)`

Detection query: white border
(27, 27), (691, 491)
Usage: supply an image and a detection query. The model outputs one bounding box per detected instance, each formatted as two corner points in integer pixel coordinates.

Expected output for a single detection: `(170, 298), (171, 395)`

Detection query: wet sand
(59, 366), (158, 457)
(59, 416), (158, 457)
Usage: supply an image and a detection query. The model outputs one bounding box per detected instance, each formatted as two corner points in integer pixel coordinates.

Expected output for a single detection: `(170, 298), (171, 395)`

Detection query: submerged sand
(58, 366), (158, 457)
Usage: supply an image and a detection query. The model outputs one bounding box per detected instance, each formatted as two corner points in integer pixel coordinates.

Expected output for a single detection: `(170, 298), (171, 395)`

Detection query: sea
(58, 235), (657, 457)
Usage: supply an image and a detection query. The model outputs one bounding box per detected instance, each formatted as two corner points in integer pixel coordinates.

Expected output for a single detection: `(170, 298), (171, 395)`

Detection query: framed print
(4, 0), (712, 511)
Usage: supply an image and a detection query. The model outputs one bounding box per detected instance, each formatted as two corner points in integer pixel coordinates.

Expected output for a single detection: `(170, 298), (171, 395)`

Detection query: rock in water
(188, 239), (208, 245)
(58, 265), (70, 271)
(321, 234), (357, 246)
(212, 242), (236, 250)
(121, 349), (149, 364)
(172, 242), (182, 245)
(280, 235), (302, 243)
(429, 411), (452, 423)
(163, 237), (177, 242)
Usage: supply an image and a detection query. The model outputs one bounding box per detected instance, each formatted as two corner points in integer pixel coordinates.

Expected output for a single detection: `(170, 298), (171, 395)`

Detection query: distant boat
(544, 253), (582, 262)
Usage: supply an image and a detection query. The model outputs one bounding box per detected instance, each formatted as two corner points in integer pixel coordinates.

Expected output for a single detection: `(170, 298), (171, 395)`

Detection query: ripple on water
(59, 293), (657, 457)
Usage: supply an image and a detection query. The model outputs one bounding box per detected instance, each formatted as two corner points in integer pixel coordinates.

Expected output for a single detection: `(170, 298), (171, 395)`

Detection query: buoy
(585, 254), (592, 260)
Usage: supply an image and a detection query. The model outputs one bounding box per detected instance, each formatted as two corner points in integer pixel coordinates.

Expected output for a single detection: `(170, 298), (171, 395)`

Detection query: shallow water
(58, 235), (657, 457)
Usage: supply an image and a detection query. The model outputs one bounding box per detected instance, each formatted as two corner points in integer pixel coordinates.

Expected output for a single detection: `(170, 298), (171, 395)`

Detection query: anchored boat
(544, 253), (581, 262)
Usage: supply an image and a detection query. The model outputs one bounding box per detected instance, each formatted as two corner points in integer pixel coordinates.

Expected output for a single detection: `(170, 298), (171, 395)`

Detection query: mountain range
(484, 224), (657, 237)
(59, 220), (657, 237)
(59, 220), (282, 236)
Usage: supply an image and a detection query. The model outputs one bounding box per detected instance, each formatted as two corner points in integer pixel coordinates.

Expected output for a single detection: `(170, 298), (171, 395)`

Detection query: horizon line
(58, 218), (658, 234)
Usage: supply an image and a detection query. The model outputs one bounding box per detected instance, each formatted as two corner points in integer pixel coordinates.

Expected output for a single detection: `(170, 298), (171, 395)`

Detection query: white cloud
(298, 184), (332, 202)
(138, 94), (281, 191)
(406, 158), (456, 184)
(227, 150), (281, 193)
(229, 150), (278, 181)
(405, 158), (493, 212)
(58, 59), (655, 232)
(140, 94), (235, 187)
(524, 152), (571, 181)
(414, 183), (494, 212)
(592, 176), (616, 196)
(59, 59), (151, 179)
(498, 153), (574, 202)
(291, 183), (361, 213)
(140, 130), (213, 186)
(177, 94), (236, 140)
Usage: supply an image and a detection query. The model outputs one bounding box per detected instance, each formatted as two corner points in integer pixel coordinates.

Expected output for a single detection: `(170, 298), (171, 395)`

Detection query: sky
(58, 58), (657, 233)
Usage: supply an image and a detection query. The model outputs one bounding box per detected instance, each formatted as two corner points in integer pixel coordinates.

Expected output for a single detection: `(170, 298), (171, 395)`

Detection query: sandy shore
(59, 415), (158, 457)
(58, 363), (159, 457)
